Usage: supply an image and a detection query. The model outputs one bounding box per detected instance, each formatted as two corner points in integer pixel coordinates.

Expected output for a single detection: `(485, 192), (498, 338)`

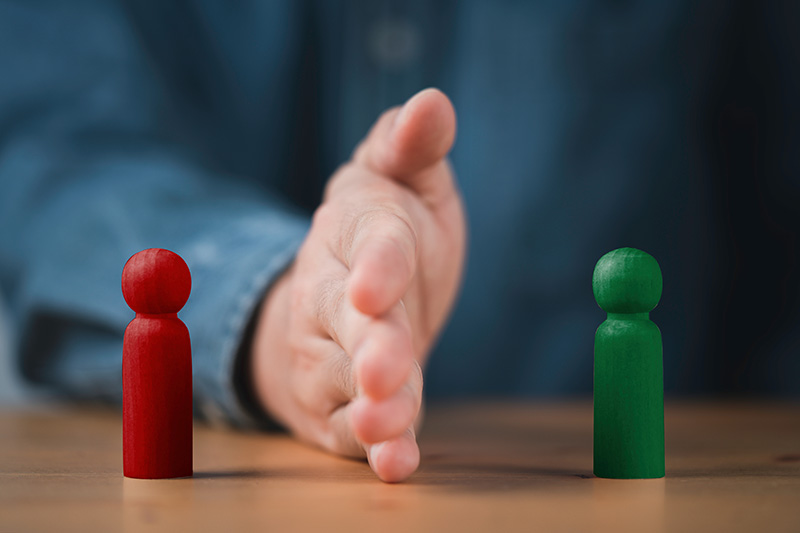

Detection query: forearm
(0, 1), (310, 427)
(5, 145), (309, 423)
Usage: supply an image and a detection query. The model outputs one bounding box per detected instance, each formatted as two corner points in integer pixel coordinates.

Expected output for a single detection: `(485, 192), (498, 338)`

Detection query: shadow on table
(412, 460), (593, 492)
(192, 469), (273, 480)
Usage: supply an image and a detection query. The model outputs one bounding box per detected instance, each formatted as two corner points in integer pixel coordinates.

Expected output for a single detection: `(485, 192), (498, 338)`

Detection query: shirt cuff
(179, 209), (309, 429)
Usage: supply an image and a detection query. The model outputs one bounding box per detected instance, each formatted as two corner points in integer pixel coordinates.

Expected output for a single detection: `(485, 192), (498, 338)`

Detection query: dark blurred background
(699, 1), (800, 395)
(0, 1), (798, 406)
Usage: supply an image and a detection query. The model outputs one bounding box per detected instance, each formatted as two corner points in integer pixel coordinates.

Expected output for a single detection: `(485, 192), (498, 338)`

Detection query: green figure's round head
(593, 247), (662, 313)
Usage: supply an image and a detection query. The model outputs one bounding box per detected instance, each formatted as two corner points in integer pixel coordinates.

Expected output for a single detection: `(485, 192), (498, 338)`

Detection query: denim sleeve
(0, 1), (308, 427)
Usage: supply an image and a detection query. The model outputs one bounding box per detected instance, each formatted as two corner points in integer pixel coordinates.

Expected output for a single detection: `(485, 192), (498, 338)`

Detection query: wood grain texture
(122, 249), (193, 479)
(123, 317), (192, 479)
(1, 401), (799, 533)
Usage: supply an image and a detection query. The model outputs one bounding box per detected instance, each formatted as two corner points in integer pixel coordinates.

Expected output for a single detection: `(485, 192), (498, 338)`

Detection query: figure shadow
(192, 469), (273, 480)
(412, 458), (593, 492)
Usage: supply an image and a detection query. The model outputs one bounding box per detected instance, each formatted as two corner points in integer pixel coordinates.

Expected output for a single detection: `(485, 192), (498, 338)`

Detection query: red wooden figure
(122, 248), (193, 479)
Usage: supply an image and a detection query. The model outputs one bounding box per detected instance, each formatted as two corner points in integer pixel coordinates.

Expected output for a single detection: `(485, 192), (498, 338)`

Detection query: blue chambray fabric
(1, 1), (792, 425)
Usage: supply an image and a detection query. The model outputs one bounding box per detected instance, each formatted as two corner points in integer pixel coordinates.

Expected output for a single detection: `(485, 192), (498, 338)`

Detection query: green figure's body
(593, 248), (665, 479)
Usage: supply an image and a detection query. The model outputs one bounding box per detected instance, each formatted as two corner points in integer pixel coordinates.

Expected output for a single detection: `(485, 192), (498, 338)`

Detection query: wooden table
(1, 401), (799, 532)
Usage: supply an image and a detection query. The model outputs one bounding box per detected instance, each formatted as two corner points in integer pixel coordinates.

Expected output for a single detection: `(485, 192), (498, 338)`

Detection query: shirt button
(368, 19), (422, 70)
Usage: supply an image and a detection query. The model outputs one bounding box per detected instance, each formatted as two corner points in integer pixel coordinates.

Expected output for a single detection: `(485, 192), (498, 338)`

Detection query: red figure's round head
(122, 248), (191, 314)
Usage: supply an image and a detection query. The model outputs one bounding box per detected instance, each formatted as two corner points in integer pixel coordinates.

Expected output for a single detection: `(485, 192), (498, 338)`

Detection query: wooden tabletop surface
(1, 401), (799, 532)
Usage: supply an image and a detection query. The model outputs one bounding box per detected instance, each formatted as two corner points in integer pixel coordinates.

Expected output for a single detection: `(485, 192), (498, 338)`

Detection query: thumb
(355, 88), (456, 199)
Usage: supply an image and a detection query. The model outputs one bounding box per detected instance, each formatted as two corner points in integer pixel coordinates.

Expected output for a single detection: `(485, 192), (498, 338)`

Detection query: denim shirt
(0, 1), (792, 427)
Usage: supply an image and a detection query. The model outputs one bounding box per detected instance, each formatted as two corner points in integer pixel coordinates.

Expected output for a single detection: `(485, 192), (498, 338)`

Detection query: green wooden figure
(593, 247), (665, 479)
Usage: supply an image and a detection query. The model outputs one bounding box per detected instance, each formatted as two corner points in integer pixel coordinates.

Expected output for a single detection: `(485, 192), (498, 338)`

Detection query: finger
(354, 88), (457, 202)
(326, 400), (421, 482)
(323, 402), (366, 458)
(315, 274), (414, 400)
(288, 336), (356, 414)
(364, 427), (421, 483)
(346, 208), (417, 316)
(323, 402), (422, 484)
(350, 360), (423, 444)
(352, 302), (415, 400)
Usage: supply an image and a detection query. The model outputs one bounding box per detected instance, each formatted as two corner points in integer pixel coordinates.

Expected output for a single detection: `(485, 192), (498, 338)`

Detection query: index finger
(343, 206), (418, 317)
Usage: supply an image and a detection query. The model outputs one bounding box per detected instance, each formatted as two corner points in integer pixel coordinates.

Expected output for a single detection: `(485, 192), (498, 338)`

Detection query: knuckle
(285, 323), (305, 358)
(342, 205), (417, 266)
(322, 163), (351, 200)
(311, 202), (338, 231)
(350, 141), (369, 167)
(325, 161), (371, 201)
(314, 276), (347, 342)
(377, 209), (416, 242)
(327, 351), (357, 399)
(327, 421), (364, 458)
(288, 349), (332, 415)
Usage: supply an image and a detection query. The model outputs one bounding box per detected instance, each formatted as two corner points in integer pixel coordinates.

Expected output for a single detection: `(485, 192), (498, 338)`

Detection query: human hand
(251, 89), (465, 482)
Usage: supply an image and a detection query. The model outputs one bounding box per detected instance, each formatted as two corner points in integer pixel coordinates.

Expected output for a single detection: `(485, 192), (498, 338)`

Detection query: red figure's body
(122, 249), (193, 479)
